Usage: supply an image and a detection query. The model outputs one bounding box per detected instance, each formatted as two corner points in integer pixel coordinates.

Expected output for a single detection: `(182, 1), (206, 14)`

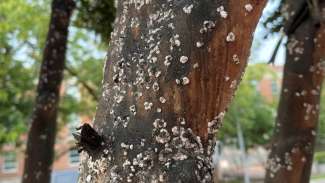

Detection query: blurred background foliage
(0, 0), (115, 147)
(219, 64), (278, 148)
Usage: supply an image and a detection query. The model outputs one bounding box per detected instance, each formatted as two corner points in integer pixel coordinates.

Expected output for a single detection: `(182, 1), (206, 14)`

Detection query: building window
(2, 152), (17, 173)
(251, 80), (259, 92)
(69, 149), (80, 165)
(271, 80), (278, 94)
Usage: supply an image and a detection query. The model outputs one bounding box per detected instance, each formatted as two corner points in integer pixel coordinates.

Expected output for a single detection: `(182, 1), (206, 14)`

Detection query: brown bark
(22, 1), (75, 183)
(265, 1), (325, 182)
(78, 0), (266, 182)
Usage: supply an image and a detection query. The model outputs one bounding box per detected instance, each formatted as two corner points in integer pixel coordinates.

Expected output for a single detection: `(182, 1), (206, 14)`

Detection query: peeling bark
(22, 1), (75, 183)
(265, 1), (325, 182)
(78, 0), (266, 182)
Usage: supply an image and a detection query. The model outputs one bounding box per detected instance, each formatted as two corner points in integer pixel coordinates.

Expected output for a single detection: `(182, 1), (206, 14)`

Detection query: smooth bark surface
(265, 1), (325, 182)
(78, 1), (266, 182)
(22, 0), (75, 183)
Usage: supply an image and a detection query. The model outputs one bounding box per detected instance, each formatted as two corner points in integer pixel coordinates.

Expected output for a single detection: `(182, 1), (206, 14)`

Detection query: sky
(250, 0), (286, 66)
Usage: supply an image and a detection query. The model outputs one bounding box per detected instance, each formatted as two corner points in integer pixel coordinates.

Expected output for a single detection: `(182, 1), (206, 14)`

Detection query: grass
(311, 174), (325, 180)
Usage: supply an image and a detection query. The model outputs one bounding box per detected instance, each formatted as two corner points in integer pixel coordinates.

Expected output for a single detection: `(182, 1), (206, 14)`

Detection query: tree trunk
(78, 1), (266, 182)
(22, 1), (75, 183)
(265, 1), (325, 182)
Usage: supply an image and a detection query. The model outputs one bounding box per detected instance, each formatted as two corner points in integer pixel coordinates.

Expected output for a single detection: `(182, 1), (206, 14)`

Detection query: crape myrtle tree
(264, 0), (325, 182)
(22, 0), (75, 183)
(77, 0), (266, 182)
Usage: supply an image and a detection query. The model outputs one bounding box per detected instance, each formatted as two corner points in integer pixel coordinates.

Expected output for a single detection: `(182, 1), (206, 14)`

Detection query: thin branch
(64, 65), (99, 101)
(55, 143), (76, 160)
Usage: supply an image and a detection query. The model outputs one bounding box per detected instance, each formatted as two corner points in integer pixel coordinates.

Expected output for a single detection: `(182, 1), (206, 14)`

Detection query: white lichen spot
(159, 96), (166, 104)
(115, 95), (124, 103)
(217, 6), (228, 18)
(230, 80), (237, 89)
(301, 157), (306, 162)
(311, 130), (316, 136)
(196, 41), (204, 48)
(173, 152), (188, 161)
(155, 129), (170, 144)
(175, 39), (181, 47)
(152, 82), (160, 91)
(182, 77), (190, 85)
(232, 54), (240, 64)
(200, 20), (216, 33)
(193, 62), (199, 69)
(153, 118), (167, 128)
(144, 102), (153, 110)
(244, 4), (254, 12)
(164, 55), (172, 66)
(129, 105), (136, 115)
(176, 79), (181, 84)
(171, 126), (179, 136)
(86, 175), (91, 182)
(183, 4), (194, 14)
(180, 56), (189, 64)
(157, 108), (162, 113)
(226, 32), (236, 42)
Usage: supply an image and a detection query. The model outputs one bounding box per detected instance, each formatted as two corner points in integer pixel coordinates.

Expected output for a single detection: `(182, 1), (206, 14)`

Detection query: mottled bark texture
(78, 0), (266, 182)
(265, 1), (325, 182)
(22, 0), (75, 183)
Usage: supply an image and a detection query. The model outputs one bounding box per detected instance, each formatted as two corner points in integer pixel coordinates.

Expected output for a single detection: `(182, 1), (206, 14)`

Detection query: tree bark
(265, 1), (325, 182)
(78, 0), (266, 182)
(22, 1), (75, 183)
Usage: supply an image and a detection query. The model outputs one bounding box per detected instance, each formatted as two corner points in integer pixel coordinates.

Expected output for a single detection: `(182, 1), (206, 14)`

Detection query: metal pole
(236, 120), (250, 183)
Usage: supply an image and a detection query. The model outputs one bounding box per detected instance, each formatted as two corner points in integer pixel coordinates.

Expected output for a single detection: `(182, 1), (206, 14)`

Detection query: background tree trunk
(78, 0), (266, 182)
(22, 0), (75, 183)
(265, 1), (325, 182)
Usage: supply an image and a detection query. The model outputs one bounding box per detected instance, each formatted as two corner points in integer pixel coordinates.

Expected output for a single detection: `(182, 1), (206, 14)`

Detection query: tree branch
(64, 65), (99, 101)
